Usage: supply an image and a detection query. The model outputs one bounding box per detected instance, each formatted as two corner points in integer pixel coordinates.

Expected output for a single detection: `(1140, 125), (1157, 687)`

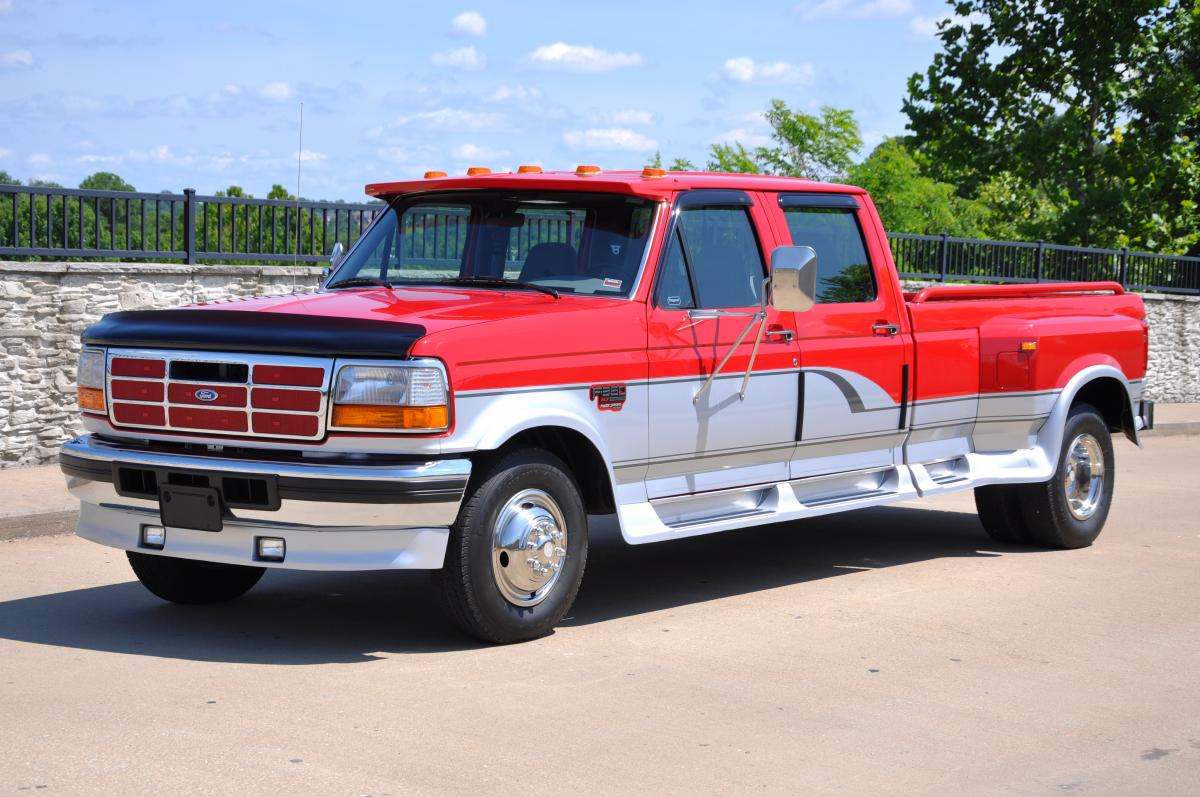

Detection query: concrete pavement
(1, 436), (1198, 795)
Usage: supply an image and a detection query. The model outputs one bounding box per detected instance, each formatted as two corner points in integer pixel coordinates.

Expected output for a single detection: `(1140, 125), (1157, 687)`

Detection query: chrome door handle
(872, 323), (900, 337)
(765, 328), (795, 342)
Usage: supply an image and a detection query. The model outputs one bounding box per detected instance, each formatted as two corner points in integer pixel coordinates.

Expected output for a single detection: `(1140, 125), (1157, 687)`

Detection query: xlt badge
(590, 384), (627, 412)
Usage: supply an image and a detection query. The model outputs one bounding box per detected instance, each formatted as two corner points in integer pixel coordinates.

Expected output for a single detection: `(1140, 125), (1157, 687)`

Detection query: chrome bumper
(59, 435), (471, 570)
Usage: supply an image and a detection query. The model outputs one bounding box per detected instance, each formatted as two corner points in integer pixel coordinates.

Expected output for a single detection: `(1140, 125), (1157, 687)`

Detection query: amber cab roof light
(466, 166), (492, 176)
(575, 164), (602, 175)
(641, 167), (666, 178)
(517, 165), (543, 174)
(423, 170), (447, 179)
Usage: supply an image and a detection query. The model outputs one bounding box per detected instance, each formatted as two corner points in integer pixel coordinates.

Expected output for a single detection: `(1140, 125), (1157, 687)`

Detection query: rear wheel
(433, 448), (588, 644)
(127, 552), (265, 604)
(1019, 404), (1115, 549)
(973, 484), (1033, 545)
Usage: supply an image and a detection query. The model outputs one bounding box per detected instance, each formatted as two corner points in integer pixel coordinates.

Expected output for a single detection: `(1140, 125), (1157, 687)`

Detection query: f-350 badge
(590, 384), (627, 412)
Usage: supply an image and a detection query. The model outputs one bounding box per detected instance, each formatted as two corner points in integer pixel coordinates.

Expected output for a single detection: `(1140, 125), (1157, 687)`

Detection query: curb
(1143, 422), (1200, 437)
(0, 510), (78, 542)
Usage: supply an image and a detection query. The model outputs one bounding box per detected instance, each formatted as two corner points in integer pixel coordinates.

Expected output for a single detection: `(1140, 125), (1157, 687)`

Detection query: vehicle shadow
(0, 505), (1021, 664)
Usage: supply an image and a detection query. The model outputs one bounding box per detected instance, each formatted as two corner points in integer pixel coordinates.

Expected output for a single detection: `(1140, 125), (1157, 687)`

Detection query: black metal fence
(2, 183), (1198, 294)
(0, 184), (380, 265)
(889, 232), (1199, 295)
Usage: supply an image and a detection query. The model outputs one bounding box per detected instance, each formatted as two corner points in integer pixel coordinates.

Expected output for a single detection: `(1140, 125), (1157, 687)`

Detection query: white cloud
(76, 153), (123, 166)
(606, 109), (654, 126)
(0, 147), (13, 161)
(382, 107), (504, 132)
(27, 153), (51, 167)
(222, 84), (241, 95)
(451, 11), (487, 36)
(529, 43), (642, 73)
(376, 145), (439, 165)
(488, 84), (542, 102)
(451, 143), (510, 161)
(908, 12), (987, 36)
(1, 48), (34, 68)
(431, 46), (485, 70)
(794, 0), (912, 19)
(295, 149), (328, 164)
(0, 1), (13, 14)
(722, 57), (814, 84)
(207, 154), (234, 171)
(712, 128), (772, 148)
(563, 128), (657, 152)
(128, 144), (193, 166)
(258, 81), (294, 101)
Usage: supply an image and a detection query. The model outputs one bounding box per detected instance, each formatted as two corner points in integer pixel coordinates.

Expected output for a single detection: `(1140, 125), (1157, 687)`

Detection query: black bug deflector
(81, 309), (426, 358)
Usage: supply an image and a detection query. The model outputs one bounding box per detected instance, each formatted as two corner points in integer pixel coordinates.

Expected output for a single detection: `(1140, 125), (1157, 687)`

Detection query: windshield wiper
(434, 276), (559, 299)
(325, 276), (393, 290)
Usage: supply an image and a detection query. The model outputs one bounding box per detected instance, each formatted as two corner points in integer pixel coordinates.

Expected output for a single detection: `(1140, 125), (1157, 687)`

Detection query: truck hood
(81, 287), (626, 358)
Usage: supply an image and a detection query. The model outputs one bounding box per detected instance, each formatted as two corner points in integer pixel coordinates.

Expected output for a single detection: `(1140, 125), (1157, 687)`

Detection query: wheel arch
(1037, 365), (1139, 471)
(474, 424), (617, 516)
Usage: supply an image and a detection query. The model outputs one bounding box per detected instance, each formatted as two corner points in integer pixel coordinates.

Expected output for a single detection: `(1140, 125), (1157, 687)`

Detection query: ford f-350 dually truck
(60, 167), (1151, 643)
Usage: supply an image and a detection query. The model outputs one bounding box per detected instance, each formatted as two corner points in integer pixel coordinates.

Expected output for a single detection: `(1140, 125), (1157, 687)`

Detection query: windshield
(328, 191), (656, 297)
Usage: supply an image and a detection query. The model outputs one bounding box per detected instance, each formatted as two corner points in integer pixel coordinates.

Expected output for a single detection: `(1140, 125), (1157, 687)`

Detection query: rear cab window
(778, 193), (876, 304)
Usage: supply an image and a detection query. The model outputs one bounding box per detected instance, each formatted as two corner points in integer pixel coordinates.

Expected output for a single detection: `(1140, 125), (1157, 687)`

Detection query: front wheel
(1019, 403), (1115, 549)
(127, 552), (265, 604)
(432, 448), (588, 644)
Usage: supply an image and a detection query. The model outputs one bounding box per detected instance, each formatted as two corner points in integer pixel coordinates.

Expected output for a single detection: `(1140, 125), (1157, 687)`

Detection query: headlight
(330, 363), (450, 431)
(77, 348), (106, 413)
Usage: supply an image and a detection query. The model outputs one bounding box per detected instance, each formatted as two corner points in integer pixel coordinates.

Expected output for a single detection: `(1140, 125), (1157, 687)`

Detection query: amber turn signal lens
(332, 405), (449, 430)
(423, 170), (448, 179)
(466, 167), (492, 176)
(641, 167), (666, 178)
(78, 386), (106, 412)
(575, 164), (601, 175)
(517, 165), (543, 174)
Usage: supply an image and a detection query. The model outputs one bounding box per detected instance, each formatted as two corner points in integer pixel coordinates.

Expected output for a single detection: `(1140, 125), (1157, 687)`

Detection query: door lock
(872, 323), (900, 337)
(765, 326), (795, 342)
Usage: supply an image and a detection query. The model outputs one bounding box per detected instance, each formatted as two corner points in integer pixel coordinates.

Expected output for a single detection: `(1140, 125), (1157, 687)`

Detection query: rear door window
(781, 205), (876, 304)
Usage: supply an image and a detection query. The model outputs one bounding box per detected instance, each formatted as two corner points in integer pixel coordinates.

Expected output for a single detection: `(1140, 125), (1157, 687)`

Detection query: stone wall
(1, 262), (1196, 468)
(0, 262), (325, 468)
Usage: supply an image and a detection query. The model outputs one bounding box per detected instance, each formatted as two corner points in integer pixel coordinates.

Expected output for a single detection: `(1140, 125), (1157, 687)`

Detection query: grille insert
(105, 349), (331, 441)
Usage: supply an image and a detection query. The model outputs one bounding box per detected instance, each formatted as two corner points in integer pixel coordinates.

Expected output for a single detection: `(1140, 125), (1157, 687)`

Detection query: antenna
(294, 101), (303, 266)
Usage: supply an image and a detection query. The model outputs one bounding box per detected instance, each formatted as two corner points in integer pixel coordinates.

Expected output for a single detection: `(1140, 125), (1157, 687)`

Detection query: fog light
(140, 524), (165, 549)
(256, 537), (285, 562)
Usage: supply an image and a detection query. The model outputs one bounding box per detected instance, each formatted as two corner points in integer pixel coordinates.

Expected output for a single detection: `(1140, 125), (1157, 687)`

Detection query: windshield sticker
(602, 277), (623, 290)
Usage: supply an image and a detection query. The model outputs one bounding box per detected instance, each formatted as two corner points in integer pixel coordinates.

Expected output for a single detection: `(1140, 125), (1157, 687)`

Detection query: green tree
(669, 157), (697, 171)
(707, 101), (862, 180)
(78, 172), (135, 191)
(904, 0), (1198, 251)
(848, 137), (990, 236)
(0, 170), (19, 186)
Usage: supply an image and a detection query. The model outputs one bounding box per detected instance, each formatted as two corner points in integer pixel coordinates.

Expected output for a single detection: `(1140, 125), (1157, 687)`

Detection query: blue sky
(0, 0), (960, 200)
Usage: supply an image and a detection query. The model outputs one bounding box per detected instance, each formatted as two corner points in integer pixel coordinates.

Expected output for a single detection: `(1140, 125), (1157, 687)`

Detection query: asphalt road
(1, 438), (1198, 795)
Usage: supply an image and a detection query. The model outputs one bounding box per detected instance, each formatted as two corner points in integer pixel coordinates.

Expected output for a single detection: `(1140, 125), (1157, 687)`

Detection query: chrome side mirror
(769, 245), (818, 313)
(328, 241), (345, 270)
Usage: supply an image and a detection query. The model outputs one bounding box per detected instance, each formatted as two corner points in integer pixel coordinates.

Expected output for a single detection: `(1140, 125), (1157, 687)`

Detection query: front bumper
(60, 435), (471, 570)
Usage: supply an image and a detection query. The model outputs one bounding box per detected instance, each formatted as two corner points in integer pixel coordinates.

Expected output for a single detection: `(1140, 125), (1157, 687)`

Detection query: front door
(645, 190), (802, 499)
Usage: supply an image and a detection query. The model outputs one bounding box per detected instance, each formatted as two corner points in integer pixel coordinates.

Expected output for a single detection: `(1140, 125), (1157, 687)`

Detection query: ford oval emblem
(194, 388), (219, 402)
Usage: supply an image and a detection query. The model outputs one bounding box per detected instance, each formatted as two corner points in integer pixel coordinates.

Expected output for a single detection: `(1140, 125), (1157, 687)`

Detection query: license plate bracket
(159, 485), (224, 532)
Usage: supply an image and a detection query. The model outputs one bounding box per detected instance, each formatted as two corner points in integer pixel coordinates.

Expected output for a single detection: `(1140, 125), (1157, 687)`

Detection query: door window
(781, 207), (876, 303)
(657, 205), (765, 309)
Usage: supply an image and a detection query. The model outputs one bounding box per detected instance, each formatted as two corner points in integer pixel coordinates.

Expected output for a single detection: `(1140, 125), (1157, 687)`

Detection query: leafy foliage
(904, 0), (1200, 252)
(705, 101), (862, 180)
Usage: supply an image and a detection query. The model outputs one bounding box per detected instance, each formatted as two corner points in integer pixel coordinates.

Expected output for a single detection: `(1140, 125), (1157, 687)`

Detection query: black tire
(127, 552), (265, 604)
(1019, 403), (1115, 549)
(973, 484), (1033, 545)
(432, 448), (588, 644)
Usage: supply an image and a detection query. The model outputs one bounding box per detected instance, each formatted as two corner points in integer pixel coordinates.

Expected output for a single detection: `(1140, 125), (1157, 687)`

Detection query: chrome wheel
(491, 488), (568, 607)
(1063, 433), (1105, 521)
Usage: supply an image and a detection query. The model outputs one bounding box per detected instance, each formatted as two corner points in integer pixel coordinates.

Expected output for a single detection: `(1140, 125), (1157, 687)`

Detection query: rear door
(645, 190), (802, 498)
(771, 192), (910, 478)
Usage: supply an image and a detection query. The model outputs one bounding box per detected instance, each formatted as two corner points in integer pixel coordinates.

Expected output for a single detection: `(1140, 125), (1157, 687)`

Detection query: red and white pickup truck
(60, 167), (1151, 643)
